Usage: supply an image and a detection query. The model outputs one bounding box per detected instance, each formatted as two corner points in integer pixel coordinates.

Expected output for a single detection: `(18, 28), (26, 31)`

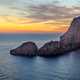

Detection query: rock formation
(10, 16), (80, 57)
(60, 16), (80, 51)
(38, 41), (64, 57)
(10, 42), (38, 57)
(38, 16), (80, 56)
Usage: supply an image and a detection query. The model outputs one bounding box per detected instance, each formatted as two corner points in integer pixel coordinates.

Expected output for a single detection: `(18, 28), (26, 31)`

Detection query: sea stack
(60, 16), (80, 51)
(10, 42), (38, 57)
(10, 16), (80, 57)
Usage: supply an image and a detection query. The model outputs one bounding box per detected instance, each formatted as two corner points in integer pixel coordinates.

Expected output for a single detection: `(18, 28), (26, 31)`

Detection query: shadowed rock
(10, 42), (38, 57)
(60, 16), (80, 51)
(10, 16), (80, 57)
(38, 41), (64, 57)
(38, 16), (80, 57)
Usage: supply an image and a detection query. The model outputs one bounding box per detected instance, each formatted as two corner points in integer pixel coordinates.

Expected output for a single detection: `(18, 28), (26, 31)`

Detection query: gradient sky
(0, 0), (80, 33)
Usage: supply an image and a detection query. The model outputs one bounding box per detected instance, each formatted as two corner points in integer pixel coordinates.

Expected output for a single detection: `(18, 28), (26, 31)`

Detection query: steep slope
(60, 16), (80, 50)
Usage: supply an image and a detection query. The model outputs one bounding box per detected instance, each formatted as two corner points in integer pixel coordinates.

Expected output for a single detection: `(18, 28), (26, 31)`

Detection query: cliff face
(60, 16), (80, 50)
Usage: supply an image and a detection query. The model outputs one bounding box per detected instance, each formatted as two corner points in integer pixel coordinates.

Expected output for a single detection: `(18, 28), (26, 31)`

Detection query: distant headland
(10, 16), (80, 57)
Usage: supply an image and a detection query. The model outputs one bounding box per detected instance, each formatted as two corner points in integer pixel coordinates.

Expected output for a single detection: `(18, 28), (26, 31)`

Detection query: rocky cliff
(10, 16), (80, 57)
(60, 16), (80, 51)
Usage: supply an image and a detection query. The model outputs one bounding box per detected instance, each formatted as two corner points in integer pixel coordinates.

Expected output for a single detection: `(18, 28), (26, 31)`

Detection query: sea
(0, 33), (80, 80)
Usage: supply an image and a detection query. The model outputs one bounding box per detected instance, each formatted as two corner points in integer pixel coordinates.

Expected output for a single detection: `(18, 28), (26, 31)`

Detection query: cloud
(26, 4), (80, 22)
(0, 0), (80, 23)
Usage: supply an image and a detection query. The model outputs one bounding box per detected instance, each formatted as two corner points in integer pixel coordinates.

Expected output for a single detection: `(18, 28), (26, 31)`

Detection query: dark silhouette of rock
(10, 42), (38, 57)
(10, 16), (80, 57)
(60, 16), (80, 51)
(38, 41), (64, 57)
(38, 16), (80, 57)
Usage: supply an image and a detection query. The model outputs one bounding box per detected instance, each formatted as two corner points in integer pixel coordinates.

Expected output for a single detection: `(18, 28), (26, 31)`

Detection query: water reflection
(0, 42), (80, 80)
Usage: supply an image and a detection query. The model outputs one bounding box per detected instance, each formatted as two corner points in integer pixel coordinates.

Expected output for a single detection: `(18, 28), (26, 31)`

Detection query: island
(10, 16), (80, 57)
(10, 42), (38, 57)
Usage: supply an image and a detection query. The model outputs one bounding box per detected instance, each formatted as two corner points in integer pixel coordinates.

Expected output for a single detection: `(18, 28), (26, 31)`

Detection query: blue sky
(0, 0), (79, 7)
(58, 0), (80, 7)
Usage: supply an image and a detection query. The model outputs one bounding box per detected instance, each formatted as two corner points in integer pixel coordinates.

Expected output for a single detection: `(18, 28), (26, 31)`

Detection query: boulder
(10, 42), (38, 57)
(38, 41), (64, 57)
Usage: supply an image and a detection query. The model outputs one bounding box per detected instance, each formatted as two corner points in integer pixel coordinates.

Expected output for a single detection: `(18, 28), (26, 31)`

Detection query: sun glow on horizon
(0, 0), (79, 33)
(0, 16), (71, 33)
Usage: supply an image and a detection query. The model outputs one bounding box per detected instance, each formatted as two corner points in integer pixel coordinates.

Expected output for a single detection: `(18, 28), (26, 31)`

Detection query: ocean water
(0, 33), (80, 80)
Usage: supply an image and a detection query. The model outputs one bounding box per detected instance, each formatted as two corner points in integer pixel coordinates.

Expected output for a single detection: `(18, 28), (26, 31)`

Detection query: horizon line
(0, 32), (64, 34)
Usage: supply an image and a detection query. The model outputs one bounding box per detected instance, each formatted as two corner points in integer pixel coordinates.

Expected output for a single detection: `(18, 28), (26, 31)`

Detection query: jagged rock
(38, 41), (64, 57)
(10, 42), (38, 57)
(60, 16), (80, 51)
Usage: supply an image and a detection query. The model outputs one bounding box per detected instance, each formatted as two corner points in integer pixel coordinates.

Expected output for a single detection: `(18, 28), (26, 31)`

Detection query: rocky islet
(10, 16), (80, 57)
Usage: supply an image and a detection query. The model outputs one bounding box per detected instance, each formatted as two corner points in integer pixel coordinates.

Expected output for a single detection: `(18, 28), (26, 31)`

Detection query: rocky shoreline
(10, 16), (80, 57)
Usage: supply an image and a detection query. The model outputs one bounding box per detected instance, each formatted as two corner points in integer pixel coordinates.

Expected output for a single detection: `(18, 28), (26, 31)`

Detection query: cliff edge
(60, 16), (80, 51)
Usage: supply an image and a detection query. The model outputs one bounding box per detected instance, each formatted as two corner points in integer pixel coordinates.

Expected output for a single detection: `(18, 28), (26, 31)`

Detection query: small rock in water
(10, 42), (38, 57)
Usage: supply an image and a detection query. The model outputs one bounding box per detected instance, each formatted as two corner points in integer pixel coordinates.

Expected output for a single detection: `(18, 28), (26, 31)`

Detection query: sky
(0, 0), (80, 33)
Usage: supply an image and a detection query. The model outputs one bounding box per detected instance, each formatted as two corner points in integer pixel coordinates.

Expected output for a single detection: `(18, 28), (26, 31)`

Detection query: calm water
(0, 33), (80, 80)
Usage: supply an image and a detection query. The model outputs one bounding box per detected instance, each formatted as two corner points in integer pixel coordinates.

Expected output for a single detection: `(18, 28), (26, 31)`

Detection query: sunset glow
(0, 0), (80, 33)
(0, 16), (71, 33)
